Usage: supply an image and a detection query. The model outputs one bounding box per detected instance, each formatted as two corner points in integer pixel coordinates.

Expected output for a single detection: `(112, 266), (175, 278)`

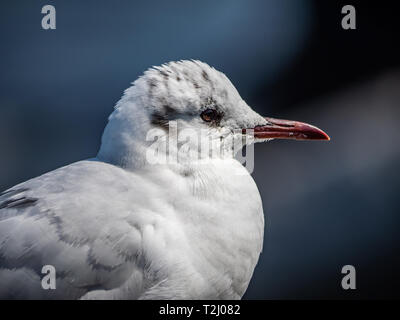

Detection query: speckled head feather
(98, 60), (267, 168)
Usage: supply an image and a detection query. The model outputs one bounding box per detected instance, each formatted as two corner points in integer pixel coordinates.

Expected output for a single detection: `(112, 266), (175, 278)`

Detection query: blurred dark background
(0, 1), (399, 299)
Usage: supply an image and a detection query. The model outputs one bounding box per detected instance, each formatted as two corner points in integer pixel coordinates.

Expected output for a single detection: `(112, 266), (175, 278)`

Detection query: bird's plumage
(0, 159), (263, 299)
(0, 61), (265, 299)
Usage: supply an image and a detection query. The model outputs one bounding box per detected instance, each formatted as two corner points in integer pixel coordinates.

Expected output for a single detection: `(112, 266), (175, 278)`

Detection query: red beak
(243, 117), (330, 141)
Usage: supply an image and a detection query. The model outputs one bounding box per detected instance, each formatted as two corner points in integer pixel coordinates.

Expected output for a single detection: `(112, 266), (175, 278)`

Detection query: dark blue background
(0, 1), (399, 299)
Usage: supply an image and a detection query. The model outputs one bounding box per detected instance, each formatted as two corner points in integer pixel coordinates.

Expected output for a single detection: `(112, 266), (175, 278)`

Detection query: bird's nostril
(264, 118), (297, 128)
(265, 121), (295, 128)
(277, 123), (295, 128)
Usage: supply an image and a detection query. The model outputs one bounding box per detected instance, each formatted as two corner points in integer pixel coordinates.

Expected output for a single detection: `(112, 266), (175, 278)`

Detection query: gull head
(98, 60), (329, 168)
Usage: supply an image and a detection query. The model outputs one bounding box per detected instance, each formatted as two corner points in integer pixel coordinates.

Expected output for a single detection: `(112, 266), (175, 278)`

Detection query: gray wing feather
(0, 160), (148, 299)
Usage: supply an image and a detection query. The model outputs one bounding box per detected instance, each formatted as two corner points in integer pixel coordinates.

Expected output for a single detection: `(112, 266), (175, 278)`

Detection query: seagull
(0, 60), (329, 299)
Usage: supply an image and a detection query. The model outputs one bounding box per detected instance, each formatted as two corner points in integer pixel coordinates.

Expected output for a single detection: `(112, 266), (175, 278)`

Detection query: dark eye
(200, 109), (218, 122)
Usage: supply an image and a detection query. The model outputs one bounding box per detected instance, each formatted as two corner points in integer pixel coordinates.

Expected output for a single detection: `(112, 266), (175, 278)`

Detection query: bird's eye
(200, 109), (218, 122)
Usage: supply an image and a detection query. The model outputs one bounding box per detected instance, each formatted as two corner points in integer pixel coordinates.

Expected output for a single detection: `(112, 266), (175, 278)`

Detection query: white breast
(137, 158), (265, 299)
